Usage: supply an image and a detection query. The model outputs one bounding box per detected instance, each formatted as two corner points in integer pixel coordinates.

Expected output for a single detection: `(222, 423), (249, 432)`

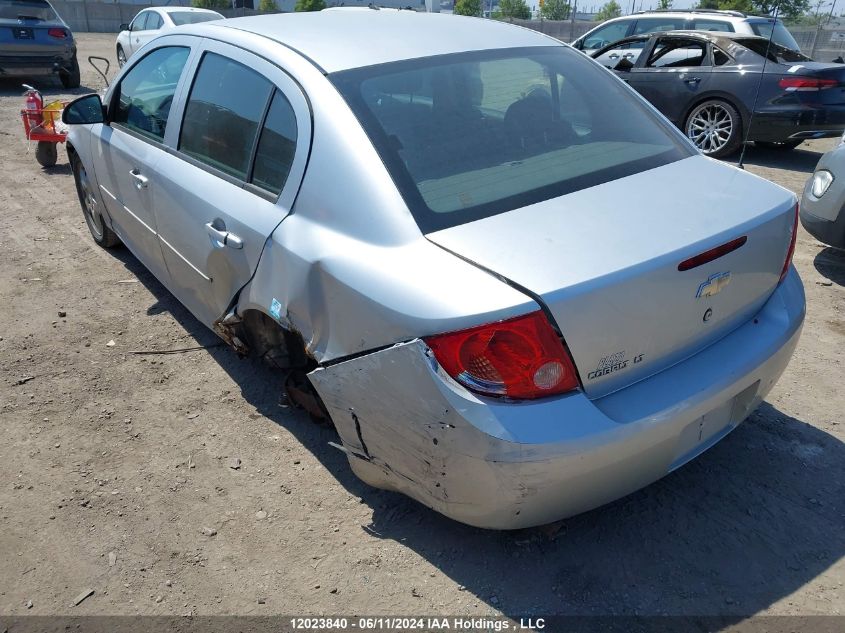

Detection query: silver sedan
(802, 138), (845, 249)
(62, 9), (805, 529)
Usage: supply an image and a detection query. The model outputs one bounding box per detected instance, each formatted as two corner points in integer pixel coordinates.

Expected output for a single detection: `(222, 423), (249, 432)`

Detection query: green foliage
(540, 0), (571, 20)
(454, 0), (482, 16)
(191, 0), (229, 9)
(594, 0), (622, 21)
(695, 0), (809, 18)
(656, 0), (672, 8)
(499, 0), (531, 19)
(259, 0), (278, 11)
(295, 0), (325, 11)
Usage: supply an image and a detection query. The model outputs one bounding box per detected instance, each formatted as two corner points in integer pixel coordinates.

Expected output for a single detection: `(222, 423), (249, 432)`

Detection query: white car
(115, 7), (223, 67)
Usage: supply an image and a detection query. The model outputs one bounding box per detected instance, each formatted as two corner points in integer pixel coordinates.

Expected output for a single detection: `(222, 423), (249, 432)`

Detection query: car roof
(195, 10), (560, 74)
(612, 30), (774, 44)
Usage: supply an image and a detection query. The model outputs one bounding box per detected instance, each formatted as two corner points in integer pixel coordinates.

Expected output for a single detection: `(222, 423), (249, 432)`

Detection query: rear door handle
(609, 53), (620, 59)
(205, 222), (243, 249)
(129, 169), (148, 189)
(684, 77), (701, 84)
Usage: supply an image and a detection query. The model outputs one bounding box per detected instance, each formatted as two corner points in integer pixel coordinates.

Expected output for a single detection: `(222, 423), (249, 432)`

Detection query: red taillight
(780, 203), (799, 283)
(424, 311), (580, 400)
(778, 77), (837, 92)
(678, 236), (748, 271)
(47, 27), (67, 38)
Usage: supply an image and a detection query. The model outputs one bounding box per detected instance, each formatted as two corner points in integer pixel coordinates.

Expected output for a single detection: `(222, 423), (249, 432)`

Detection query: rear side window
(332, 46), (693, 232)
(633, 17), (684, 34)
(647, 38), (709, 68)
(693, 19), (733, 32)
(179, 52), (273, 180)
(251, 90), (298, 195)
(169, 11), (222, 25)
(749, 20), (802, 52)
(0, 0), (58, 21)
(113, 46), (190, 142)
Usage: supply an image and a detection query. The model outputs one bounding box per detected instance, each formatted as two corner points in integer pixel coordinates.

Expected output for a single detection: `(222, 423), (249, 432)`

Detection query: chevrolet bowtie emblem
(696, 272), (731, 298)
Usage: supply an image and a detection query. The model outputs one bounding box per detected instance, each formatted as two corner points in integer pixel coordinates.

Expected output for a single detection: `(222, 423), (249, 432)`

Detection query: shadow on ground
(108, 245), (844, 618)
(734, 143), (824, 173)
(814, 246), (845, 286)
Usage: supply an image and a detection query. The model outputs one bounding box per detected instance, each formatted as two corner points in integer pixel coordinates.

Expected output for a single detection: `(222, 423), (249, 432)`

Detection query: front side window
(179, 52), (273, 180)
(147, 12), (163, 30)
(583, 21), (631, 49)
(332, 46), (693, 233)
(130, 11), (148, 31)
(113, 46), (190, 142)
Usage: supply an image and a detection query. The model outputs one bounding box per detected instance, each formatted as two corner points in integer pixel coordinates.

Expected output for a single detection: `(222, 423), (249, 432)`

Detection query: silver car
(62, 9), (805, 529)
(801, 138), (845, 249)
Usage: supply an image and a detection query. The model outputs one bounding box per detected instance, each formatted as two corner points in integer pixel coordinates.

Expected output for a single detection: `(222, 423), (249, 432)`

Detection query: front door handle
(609, 53), (620, 59)
(684, 77), (702, 84)
(129, 169), (148, 190)
(205, 222), (243, 249)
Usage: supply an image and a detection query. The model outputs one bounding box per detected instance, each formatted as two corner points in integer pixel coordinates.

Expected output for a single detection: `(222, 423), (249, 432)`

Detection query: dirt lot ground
(0, 33), (843, 621)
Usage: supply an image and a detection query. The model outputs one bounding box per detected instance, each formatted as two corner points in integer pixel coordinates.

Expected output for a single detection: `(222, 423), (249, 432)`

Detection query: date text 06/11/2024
(289, 617), (546, 631)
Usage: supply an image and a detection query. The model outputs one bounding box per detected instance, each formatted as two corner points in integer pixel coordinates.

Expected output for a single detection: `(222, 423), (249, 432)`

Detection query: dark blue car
(0, 0), (78, 87)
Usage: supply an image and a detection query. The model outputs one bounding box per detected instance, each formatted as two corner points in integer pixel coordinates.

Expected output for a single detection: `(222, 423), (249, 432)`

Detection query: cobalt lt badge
(696, 271), (731, 298)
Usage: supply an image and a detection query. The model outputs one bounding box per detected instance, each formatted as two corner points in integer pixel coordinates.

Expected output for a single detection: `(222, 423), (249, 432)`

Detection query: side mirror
(614, 58), (634, 72)
(62, 93), (105, 125)
(119, 23), (129, 32)
(572, 39), (583, 50)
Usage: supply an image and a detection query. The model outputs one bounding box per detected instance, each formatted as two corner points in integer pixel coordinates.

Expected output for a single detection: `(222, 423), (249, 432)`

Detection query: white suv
(572, 9), (802, 56)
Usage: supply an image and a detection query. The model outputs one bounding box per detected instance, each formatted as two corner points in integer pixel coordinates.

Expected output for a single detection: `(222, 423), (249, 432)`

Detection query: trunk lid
(427, 155), (797, 398)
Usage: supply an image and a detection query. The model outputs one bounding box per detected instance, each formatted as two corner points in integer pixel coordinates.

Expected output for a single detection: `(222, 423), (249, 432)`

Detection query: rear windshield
(749, 20), (802, 52)
(0, 0), (58, 21)
(735, 37), (811, 63)
(168, 11), (222, 26)
(332, 46), (692, 233)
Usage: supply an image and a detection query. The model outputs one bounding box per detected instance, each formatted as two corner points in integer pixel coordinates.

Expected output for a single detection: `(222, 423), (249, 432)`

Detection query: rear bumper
(309, 269), (805, 529)
(0, 52), (75, 76)
(748, 105), (845, 143)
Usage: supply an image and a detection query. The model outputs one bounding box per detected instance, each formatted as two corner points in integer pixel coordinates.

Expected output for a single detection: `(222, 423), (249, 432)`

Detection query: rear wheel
(60, 54), (81, 89)
(72, 154), (120, 248)
(35, 141), (57, 168)
(117, 45), (126, 68)
(684, 100), (742, 158)
(756, 140), (803, 151)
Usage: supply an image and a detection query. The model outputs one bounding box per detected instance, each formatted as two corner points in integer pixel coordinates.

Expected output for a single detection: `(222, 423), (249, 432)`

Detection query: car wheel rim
(686, 103), (733, 155)
(117, 49), (125, 67)
(78, 163), (104, 240)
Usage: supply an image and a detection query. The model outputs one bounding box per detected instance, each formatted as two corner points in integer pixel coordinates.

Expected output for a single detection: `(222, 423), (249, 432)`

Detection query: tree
(499, 0), (531, 18)
(454, 0), (483, 15)
(656, 0), (672, 8)
(594, 0), (622, 21)
(259, 0), (278, 11)
(540, 0), (571, 20)
(191, 0), (228, 9)
(295, 0), (325, 11)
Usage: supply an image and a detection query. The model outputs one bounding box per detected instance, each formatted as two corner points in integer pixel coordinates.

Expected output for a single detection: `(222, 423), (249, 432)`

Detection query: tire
(35, 141), (57, 168)
(117, 45), (126, 68)
(71, 154), (120, 248)
(756, 140), (803, 151)
(684, 99), (742, 158)
(60, 54), (81, 89)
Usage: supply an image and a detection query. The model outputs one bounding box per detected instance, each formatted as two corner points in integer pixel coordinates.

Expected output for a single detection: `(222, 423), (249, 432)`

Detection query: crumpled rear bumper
(308, 268), (805, 529)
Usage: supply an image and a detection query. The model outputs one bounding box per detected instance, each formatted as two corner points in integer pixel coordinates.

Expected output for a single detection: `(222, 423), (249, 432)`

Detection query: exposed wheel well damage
(216, 308), (331, 422)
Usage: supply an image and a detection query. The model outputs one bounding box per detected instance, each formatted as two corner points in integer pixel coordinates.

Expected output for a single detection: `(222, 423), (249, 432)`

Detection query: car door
(623, 36), (715, 125)
(126, 11), (148, 55)
(90, 42), (195, 284)
(151, 40), (311, 327)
